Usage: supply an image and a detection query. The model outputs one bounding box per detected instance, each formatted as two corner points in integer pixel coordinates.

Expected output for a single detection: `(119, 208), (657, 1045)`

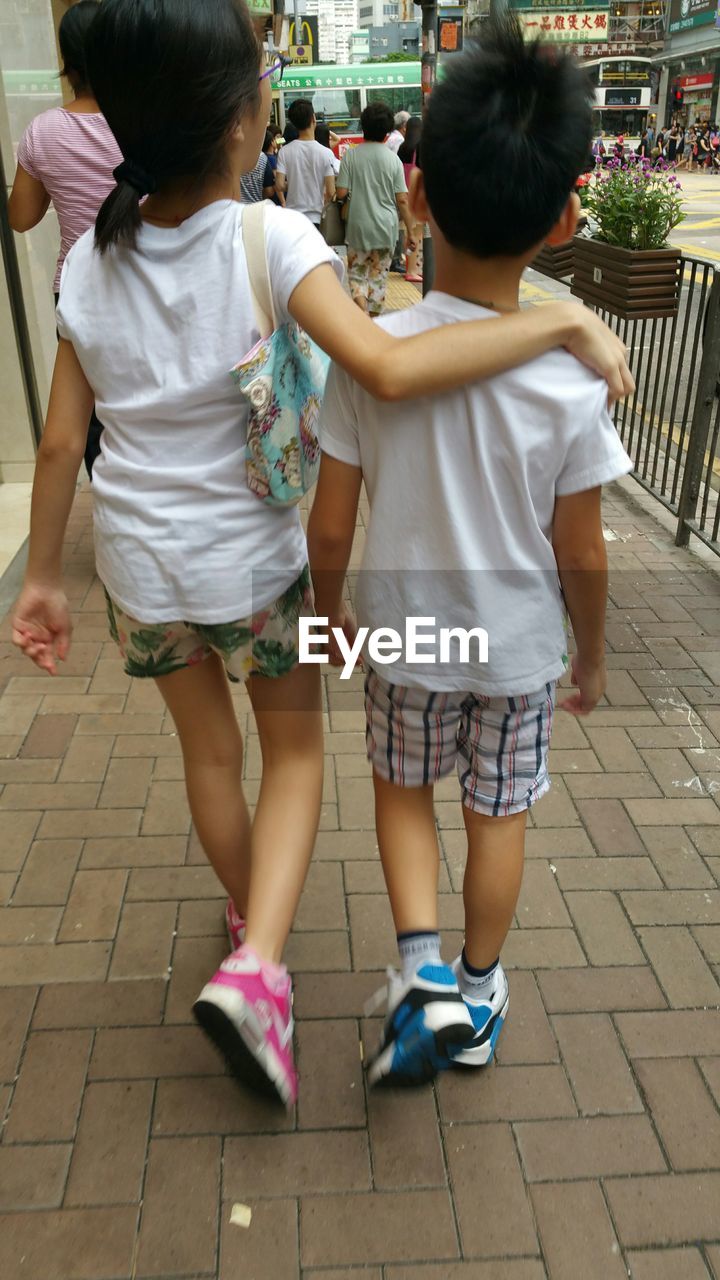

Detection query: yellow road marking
(681, 218), (720, 231)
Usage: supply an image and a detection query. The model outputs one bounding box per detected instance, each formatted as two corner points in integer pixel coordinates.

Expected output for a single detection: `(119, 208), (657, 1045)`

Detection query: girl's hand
(327, 607), (362, 672)
(558, 654), (606, 717)
(12, 583), (72, 675)
(561, 305), (634, 406)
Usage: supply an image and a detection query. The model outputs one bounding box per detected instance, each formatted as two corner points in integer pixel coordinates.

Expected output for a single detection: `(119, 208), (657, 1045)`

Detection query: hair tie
(113, 158), (157, 196)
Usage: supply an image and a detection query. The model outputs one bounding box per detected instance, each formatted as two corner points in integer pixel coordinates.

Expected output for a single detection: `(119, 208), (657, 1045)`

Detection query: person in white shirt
(308, 23), (632, 1090)
(386, 109), (409, 154)
(275, 98), (335, 224)
(11, 0), (631, 1113)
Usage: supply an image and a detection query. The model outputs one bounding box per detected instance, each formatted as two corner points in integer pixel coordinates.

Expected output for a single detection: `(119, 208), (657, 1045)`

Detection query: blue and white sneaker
(448, 958), (509, 1067)
(366, 963), (476, 1087)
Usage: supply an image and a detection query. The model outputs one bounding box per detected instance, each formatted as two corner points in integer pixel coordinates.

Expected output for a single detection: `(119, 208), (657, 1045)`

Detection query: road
(670, 170), (720, 264)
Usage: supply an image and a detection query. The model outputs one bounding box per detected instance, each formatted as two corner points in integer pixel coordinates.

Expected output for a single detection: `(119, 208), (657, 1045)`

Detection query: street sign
(519, 9), (610, 39)
(289, 44), (313, 65)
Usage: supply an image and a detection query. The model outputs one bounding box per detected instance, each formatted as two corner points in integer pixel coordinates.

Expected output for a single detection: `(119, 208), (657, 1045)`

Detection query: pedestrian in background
(337, 101), (417, 316)
(398, 115), (423, 282)
(8, 0), (121, 479)
(240, 140), (276, 203)
(315, 123), (341, 177)
(275, 98), (335, 226)
(386, 110), (409, 155)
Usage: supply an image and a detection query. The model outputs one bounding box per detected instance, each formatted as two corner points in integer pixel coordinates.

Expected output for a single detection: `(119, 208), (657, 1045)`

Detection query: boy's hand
(327, 607), (362, 672)
(558, 654), (606, 716)
(12, 582), (72, 676)
(562, 306), (634, 406)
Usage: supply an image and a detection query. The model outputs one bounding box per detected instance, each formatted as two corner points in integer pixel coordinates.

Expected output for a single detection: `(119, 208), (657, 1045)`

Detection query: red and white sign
(677, 72), (714, 89)
(520, 10), (609, 40)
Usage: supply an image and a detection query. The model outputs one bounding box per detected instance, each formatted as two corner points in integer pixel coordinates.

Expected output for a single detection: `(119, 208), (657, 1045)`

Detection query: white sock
(457, 950), (499, 1001)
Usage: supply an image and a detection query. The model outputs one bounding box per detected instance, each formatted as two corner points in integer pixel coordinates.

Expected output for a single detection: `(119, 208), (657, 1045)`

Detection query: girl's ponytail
(95, 160), (156, 254)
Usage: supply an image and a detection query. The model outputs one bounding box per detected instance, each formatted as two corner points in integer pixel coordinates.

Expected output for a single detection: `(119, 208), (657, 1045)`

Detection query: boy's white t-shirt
(320, 291), (633, 696)
(56, 200), (342, 623)
(276, 140), (335, 223)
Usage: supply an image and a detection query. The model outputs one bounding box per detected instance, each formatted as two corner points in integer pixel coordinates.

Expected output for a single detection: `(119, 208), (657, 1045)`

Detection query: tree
(363, 52), (419, 63)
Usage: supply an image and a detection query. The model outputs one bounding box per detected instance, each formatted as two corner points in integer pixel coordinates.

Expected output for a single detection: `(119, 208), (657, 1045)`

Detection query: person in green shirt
(337, 101), (417, 316)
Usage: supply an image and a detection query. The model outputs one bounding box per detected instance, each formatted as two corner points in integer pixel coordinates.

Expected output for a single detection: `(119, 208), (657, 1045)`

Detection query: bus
(272, 61), (422, 144)
(584, 56), (654, 140)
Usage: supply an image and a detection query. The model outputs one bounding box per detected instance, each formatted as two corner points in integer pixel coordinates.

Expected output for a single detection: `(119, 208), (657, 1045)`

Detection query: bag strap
(241, 202), (276, 339)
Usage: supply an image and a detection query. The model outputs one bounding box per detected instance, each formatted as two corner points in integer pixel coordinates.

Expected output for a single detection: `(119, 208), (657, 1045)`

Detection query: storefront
(660, 0), (720, 125)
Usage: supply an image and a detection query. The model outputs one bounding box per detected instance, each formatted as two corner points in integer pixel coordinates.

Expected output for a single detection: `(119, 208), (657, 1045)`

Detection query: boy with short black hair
(308, 21), (632, 1085)
(275, 97), (335, 225)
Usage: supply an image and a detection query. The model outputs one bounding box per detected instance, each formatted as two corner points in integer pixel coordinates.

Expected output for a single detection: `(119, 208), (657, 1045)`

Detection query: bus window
(284, 88), (361, 134)
(367, 85), (422, 116)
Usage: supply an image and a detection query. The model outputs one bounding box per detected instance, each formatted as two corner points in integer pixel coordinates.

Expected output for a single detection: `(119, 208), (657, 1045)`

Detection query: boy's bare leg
(461, 807), (527, 969)
(373, 772), (440, 933)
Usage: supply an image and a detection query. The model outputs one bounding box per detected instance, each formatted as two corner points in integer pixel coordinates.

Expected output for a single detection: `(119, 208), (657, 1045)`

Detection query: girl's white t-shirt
(56, 201), (342, 623)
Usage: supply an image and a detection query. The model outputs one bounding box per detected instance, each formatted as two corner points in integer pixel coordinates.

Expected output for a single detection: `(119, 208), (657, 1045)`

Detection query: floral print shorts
(347, 247), (393, 316)
(104, 566), (314, 682)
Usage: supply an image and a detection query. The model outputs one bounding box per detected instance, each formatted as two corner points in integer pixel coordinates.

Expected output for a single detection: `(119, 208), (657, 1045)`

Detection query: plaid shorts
(104, 566), (313, 682)
(365, 669), (556, 817)
(347, 247), (393, 316)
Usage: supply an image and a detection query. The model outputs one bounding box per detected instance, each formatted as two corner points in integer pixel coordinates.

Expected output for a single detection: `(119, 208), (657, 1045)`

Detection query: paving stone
(58, 869), (127, 942)
(99, 756), (154, 809)
(0, 1143), (71, 1210)
(58, 735), (113, 784)
(110, 901), (178, 980)
(635, 1058), (720, 1171)
(537, 966), (666, 1013)
(19, 713), (77, 758)
(531, 1181), (627, 1280)
(153, 1075), (293, 1137)
(296, 1020), (366, 1129)
(0, 811), (40, 872)
(0, 1207), (138, 1280)
(0, 781), (101, 810)
(33, 978), (165, 1028)
(301, 1190), (459, 1267)
(5, 1029), (92, 1142)
(65, 1080), (153, 1205)
(523, 827), (595, 859)
(552, 856), (662, 890)
(552, 1013), (642, 1114)
(515, 1114), (665, 1181)
(576, 798), (645, 855)
(224, 1130), (370, 1198)
(446, 1123), (538, 1257)
(495, 971), (559, 1065)
(164, 934), (228, 1022)
(502, 928), (587, 970)
(708, 1244), (720, 1279)
(294, 861), (346, 932)
(284, 929), (352, 972)
(12, 838), (82, 904)
(386, 1266), (546, 1280)
(605, 1172), (720, 1246)
(616, 1011), (720, 1057)
(564, 891), (644, 965)
(625, 798), (720, 826)
(0, 942), (110, 988)
(0, 986), (37, 1081)
(220, 1197), (299, 1280)
(368, 1086), (446, 1189)
(627, 1248), (713, 1280)
(641, 827), (716, 888)
(0, 904), (61, 944)
(293, 970), (388, 1020)
(136, 1136), (220, 1276)
(89, 1026), (224, 1079)
(638, 927), (720, 1007)
(566, 771), (661, 799)
(515, 861), (571, 928)
(622, 889), (720, 926)
(126, 865), (223, 902)
(437, 1063), (576, 1124)
(37, 808), (142, 839)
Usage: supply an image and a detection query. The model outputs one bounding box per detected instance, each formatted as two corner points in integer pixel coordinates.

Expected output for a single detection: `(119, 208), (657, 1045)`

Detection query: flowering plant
(582, 158), (685, 251)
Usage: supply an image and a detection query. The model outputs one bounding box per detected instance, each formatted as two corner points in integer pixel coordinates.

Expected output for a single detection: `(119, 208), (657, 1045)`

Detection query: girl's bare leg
(244, 662), (323, 964)
(155, 654), (251, 914)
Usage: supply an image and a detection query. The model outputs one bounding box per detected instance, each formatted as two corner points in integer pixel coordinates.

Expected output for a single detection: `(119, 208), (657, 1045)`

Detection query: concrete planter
(570, 237), (681, 320)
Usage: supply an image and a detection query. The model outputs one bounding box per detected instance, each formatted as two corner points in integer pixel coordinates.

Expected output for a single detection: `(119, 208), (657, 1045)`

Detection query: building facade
(302, 0), (359, 63)
(351, 19), (421, 60)
(657, 0), (720, 126)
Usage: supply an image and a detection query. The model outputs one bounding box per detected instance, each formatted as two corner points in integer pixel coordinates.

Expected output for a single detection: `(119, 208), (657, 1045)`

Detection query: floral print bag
(230, 202), (330, 507)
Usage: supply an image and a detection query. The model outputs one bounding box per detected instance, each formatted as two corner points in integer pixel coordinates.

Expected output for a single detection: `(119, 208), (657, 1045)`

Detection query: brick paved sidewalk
(2, 375), (720, 1274)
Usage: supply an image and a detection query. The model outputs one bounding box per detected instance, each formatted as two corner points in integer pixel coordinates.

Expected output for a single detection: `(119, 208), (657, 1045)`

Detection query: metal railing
(534, 250), (720, 557)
